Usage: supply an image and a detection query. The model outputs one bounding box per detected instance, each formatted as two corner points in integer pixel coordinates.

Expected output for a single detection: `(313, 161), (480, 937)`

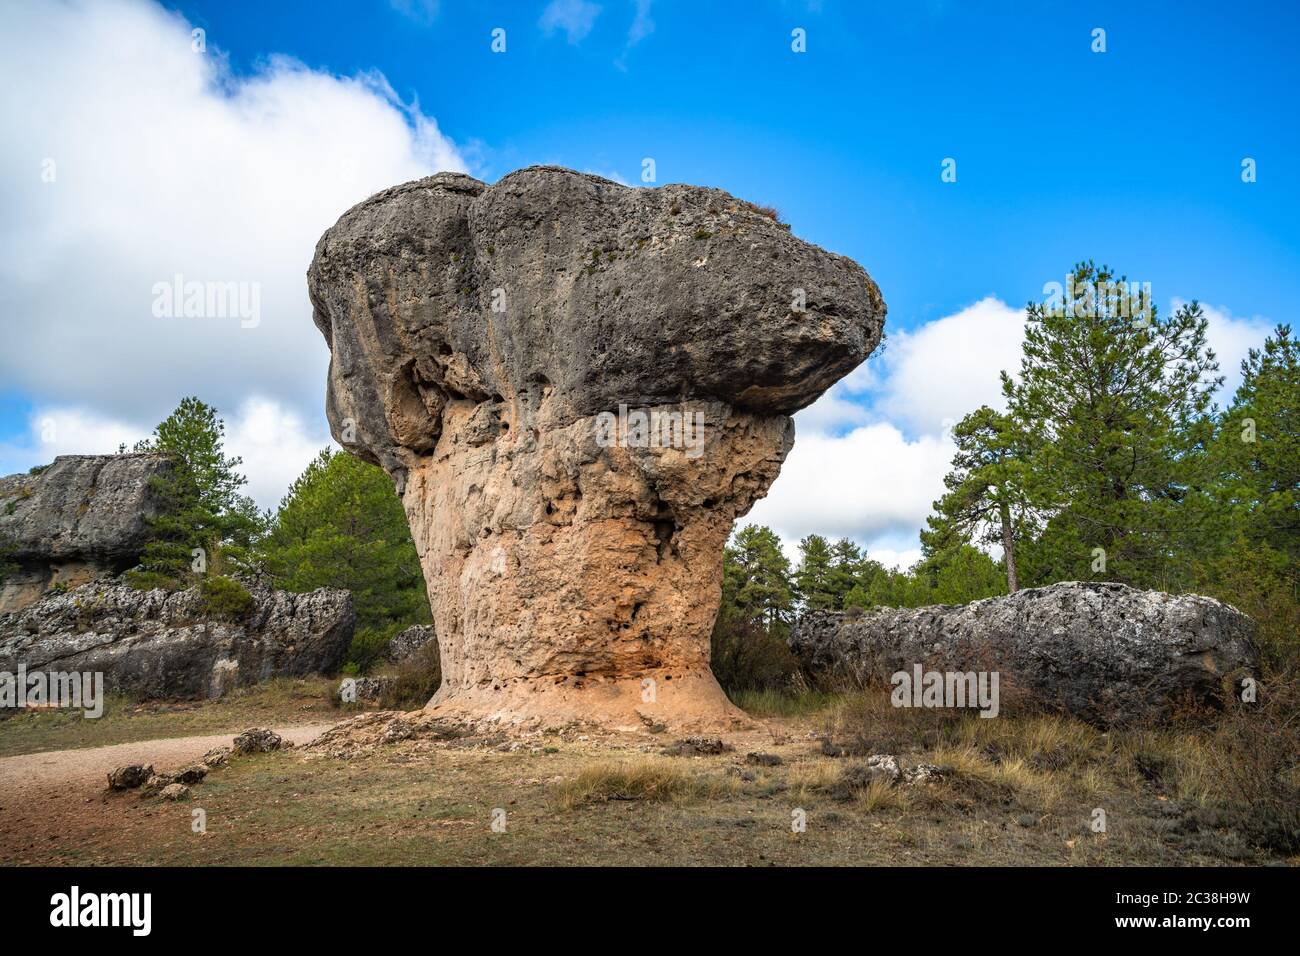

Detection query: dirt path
(0, 723), (338, 864)
(0, 723), (333, 803)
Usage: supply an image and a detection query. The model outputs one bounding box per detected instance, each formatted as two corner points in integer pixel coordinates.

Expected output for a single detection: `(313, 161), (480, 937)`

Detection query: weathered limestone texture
(0, 454), (170, 612)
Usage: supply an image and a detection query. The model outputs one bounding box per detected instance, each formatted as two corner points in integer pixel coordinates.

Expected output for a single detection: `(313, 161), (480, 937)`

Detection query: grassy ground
(0, 677), (344, 758)
(2, 682), (1295, 866)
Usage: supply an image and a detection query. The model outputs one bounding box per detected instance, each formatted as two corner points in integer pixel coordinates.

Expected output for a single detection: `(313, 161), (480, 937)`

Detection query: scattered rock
(308, 165), (884, 729)
(347, 676), (392, 703)
(380, 717), (414, 744)
(141, 774), (174, 797)
(202, 746), (231, 768)
(662, 736), (733, 757)
(833, 755), (901, 799)
(902, 763), (951, 785)
(158, 783), (190, 801)
(790, 581), (1258, 724)
(173, 764), (208, 785)
(232, 727), (283, 754)
(106, 764), (153, 790)
(0, 580), (355, 700)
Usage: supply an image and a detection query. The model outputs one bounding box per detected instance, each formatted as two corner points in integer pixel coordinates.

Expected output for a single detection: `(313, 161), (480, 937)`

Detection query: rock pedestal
(308, 166), (885, 730)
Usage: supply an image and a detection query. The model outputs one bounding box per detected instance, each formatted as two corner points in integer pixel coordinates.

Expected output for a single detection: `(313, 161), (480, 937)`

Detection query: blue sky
(1, 0), (1296, 566)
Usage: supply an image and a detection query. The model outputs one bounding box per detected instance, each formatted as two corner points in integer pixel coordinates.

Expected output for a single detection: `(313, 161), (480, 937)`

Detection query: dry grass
(5, 676), (1297, 865)
(551, 758), (737, 810)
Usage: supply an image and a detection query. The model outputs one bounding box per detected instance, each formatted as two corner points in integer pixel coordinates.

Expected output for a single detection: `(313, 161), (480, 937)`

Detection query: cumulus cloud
(872, 297), (1026, 437)
(0, 0), (466, 439)
(1179, 299), (1275, 403)
(0, 399), (333, 512)
(747, 293), (1279, 571)
(745, 422), (953, 548)
(540, 0), (602, 44)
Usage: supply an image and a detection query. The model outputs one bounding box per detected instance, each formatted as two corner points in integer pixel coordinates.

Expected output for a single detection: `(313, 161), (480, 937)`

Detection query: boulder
(0, 454), (171, 612)
(107, 764), (153, 790)
(0, 580), (354, 699)
(308, 165), (884, 730)
(789, 581), (1259, 725)
(232, 727), (284, 754)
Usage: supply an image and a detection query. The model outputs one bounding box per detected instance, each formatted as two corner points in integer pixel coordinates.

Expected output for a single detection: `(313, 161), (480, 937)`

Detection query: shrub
(197, 575), (254, 621)
(709, 611), (801, 693)
(377, 641), (442, 709)
(345, 627), (393, 673)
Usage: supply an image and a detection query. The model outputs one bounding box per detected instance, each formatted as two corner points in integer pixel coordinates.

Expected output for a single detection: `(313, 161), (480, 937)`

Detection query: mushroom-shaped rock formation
(308, 166), (884, 731)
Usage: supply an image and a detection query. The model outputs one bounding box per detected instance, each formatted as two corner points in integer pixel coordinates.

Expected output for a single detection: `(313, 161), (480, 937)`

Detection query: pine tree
(128, 397), (260, 588)
(828, 538), (863, 607)
(1001, 262), (1221, 589)
(1208, 324), (1300, 562)
(794, 533), (837, 612)
(722, 525), (795, 633)
(922, 405), (1034, 592)
(259, 448), (430, 635)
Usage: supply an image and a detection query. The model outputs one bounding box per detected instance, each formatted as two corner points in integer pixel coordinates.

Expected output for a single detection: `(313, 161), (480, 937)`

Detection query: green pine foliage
(258, 448), (431, 666)
(127, 396), (263, 590)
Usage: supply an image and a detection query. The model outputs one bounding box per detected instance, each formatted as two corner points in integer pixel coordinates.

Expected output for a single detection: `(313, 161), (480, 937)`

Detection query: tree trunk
(999, 500), (1019, 593)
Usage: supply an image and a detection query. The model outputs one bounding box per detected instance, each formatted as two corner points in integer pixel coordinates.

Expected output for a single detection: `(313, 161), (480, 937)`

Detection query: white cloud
(745, 422), (953, 547)
(223, 398), (336, 510)
(0, 0), (467, 435)
(0, 399), (332, 512)
(872, 297), (1025, 437)
(1178, 299), (1275, 403)
(627, 0), (655, 46)
(540, 0), (602, 43)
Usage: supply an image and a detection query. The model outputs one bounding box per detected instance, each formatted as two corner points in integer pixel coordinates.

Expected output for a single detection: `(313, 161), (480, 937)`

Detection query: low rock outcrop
(388, 624), (436, 662)
(308, 165), (885, 730)
(789, 582), (1258, 724)
(0, 454), (171, 612)
(0, 580), (354, 699)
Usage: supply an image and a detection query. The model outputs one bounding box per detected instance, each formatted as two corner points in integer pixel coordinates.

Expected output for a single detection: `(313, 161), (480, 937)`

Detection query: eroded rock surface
(0, 580), (354, 699)
(308, 166), (884, 730)
(790, 582), (1259, 725)
(0, 454), (171, 612)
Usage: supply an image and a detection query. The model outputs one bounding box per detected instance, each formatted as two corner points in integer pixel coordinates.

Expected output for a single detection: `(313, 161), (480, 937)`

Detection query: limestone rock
(308, 165), (885, 730)
(0, 580), (354, 699)
(0, 454), (170, 612)
(141, 773), (174, 797)
(388, 624), (436, 662)
(158, 783), (190, 801)
(107, 764), (153, 790)
(202, 746), (232, 768)
(232, 727), (284, 754)
(174, 764), (208, 785)
(789, 581), (1259, 725)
